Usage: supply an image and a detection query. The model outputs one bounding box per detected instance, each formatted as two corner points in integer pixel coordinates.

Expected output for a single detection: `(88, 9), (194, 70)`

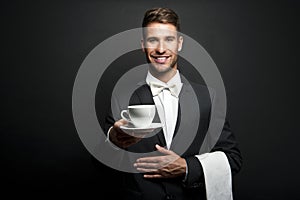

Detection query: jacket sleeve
(183, 119), (242, 188)
(211, 119), (243, 176)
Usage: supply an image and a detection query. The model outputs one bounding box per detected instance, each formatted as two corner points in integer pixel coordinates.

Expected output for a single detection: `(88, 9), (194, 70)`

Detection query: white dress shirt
(146, 70), (183, 149)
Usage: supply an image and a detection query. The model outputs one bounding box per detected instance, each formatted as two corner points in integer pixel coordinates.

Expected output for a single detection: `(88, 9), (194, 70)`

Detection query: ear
(141, 39), (145, 52)
(178, 35), (183, 51)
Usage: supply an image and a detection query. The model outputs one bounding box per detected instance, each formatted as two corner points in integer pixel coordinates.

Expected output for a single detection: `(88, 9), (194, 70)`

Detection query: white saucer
(120, 123), (163, 137)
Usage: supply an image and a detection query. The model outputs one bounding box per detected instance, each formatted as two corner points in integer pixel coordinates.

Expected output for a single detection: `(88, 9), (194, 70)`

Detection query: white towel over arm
(196, 151), (233, 200)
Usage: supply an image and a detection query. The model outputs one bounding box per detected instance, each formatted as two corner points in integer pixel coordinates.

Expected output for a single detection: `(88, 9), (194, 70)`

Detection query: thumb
(155, 144), (173, 155)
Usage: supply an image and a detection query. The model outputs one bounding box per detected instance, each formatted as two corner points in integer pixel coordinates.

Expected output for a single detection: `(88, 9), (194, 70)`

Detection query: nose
(156, 41), (166, 54)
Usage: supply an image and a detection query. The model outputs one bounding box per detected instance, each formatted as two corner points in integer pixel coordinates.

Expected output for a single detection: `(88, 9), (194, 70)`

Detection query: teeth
(157, 57), (166, 61)
(152, 56), (169, 63)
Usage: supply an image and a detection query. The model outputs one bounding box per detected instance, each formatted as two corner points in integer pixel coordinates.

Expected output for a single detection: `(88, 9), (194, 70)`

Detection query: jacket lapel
(134, 82), (167, 147)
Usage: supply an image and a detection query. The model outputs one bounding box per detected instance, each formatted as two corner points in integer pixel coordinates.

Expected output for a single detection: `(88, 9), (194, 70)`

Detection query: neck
(149, 66), (177, 83)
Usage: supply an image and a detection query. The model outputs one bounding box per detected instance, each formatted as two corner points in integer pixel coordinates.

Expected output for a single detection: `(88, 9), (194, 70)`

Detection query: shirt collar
(146, 70), (183, 98)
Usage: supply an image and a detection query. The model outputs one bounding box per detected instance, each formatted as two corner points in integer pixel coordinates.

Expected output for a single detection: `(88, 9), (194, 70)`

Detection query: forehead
(144, 22), (178, 37)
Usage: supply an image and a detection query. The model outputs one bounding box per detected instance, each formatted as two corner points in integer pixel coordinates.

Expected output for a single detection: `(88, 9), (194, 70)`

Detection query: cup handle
(121, 110), (131, 122)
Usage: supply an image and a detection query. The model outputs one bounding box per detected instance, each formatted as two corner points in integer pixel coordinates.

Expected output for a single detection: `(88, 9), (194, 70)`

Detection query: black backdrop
(2, 0), (299, 199)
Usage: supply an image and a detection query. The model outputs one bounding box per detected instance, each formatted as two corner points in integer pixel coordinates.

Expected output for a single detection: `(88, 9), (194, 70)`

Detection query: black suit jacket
(104, 79), (242, 200)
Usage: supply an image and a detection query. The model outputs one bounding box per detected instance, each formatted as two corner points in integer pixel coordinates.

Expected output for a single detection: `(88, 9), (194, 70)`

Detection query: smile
(151, 55), (171, 64)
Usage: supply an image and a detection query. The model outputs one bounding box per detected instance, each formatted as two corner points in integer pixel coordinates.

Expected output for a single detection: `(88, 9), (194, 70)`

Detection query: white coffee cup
(121, 105), (155, 128)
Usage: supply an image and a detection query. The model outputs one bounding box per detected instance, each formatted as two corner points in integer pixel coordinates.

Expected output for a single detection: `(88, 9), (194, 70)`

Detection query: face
(142, 23), (183, 74)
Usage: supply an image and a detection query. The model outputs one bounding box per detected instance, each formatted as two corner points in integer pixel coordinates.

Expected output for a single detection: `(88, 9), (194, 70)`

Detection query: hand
(134, 144), (187, 179)
(109, 119), (143, 148)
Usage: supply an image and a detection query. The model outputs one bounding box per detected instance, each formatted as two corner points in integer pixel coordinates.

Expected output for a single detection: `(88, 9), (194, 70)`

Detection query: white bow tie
(149, 82), (182, 97)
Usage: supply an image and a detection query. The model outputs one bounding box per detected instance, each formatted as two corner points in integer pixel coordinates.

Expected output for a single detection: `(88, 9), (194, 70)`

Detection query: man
(104, 7), (242, 200)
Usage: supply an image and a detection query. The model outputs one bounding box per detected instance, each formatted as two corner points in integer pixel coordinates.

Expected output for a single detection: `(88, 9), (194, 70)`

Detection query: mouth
(151, 55), (171, 64)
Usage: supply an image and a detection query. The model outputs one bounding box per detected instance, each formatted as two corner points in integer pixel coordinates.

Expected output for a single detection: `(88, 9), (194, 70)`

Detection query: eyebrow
(146, 36), (176, 41)
(166, 36), (176, 40)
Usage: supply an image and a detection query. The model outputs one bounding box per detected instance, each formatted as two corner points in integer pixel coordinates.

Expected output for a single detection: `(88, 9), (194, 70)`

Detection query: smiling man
(104, 7), (242, 200)
(142, 22), (183, 82)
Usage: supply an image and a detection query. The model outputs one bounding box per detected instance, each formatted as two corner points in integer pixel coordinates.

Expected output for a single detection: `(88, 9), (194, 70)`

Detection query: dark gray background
(2, 0), (299, 199)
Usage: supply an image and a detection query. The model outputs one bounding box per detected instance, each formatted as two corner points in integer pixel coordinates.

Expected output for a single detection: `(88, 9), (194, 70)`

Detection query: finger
(136, 156), (162, 163)
(114, 119), (128, 129)
(155, 144), (174, 155)
(118, 132), (136, 139)
(119, 119), (128, 124)
(132, 132), (148, 138)
(134, 162), (160, 169)
(144, 174), (163, 178)
(123, 138), (140, 146)
(136, 168), (158, 173)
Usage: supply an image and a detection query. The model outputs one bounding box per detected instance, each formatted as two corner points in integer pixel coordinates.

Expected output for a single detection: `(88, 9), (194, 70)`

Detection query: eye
(147, 38), (158, 43)
(166, 37), (175, 42)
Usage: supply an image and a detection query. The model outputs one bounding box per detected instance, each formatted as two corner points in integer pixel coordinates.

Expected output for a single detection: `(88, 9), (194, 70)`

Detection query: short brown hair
(142, 7), (180, 31)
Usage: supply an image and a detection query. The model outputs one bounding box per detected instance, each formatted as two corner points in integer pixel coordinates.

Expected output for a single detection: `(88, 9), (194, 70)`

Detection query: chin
(150, 64), (173, 73)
